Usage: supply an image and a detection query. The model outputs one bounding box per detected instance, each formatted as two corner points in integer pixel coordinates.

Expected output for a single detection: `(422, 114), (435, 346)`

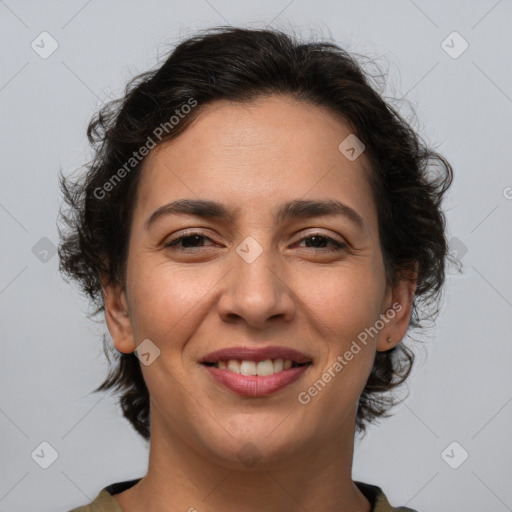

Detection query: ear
(376, 264), (418, 352)
(101, 276), (136, 354)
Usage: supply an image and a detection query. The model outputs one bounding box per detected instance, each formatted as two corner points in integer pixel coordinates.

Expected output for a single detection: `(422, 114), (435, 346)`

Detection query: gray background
(1, 1), (511, 511)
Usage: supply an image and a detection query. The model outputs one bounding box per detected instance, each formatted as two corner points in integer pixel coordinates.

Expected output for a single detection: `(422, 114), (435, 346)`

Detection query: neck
(114, 408), (370, 512)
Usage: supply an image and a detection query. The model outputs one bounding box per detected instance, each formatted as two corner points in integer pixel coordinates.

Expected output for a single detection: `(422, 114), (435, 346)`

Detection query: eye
(164, 232), (215, 251)
(295, 233), (347, 252)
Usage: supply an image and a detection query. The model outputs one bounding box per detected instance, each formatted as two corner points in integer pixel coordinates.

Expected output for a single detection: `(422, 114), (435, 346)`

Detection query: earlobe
(376, 267), (417, 352)
(101, 279), (136, 354)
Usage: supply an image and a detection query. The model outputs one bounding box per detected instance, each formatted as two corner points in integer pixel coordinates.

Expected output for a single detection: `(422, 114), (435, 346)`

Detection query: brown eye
(296, 233), (347, 252)
(164, 232), (215, 251)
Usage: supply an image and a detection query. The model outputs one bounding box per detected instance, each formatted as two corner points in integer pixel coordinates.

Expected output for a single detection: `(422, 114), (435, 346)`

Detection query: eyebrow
(144, 198), (366, 231)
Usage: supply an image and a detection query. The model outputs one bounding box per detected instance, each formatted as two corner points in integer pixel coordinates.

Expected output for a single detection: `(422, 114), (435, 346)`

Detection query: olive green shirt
(68, 478), (417, 511)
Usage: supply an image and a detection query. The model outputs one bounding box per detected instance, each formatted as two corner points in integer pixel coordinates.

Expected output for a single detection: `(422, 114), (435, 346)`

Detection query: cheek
(126, 261), (219, 344)
(299, 264), (385, 340)
(296, 267), (383, 397)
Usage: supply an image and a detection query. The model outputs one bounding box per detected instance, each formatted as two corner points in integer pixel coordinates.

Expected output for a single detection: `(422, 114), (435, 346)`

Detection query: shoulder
(355, 481), (418, 512)
(67, 478), (141, 512)
(68, 489), (121, 512)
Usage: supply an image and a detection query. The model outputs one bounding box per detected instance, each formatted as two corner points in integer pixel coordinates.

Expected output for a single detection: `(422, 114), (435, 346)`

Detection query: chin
(197, 419), (310, 470)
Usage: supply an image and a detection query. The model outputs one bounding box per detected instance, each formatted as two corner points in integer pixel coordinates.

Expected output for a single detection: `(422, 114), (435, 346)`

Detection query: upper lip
(200, 346), (313, 364)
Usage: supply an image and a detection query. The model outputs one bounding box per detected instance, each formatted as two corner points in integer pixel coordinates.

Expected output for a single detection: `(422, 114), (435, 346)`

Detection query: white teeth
(256, 359), (274, 376)
(227, 359), (241, 374)
(273, 358), (284, 372)
(240, 360), (257, 376)
(213, 358), (300, 375)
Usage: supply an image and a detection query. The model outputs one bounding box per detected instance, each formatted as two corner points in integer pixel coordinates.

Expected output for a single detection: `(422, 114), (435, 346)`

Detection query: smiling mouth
(201, 358), (313, 397)
(201, 358), (311, 376)
(202, 358), (312, 377)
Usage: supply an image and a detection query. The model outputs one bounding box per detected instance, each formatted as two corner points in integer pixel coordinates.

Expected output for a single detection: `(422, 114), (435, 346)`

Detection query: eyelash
(164, 231), (347, 253)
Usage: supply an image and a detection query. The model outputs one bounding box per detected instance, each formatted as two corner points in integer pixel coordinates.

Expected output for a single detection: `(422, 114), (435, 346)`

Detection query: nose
(216, 241), (296, 329)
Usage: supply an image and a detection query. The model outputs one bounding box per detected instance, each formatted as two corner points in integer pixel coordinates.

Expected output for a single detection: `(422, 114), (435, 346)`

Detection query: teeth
(256, 359), (274, 376)
(213, 358), (300, 375)
(227, 360), (240, 374)
(240, 360), (257, 376)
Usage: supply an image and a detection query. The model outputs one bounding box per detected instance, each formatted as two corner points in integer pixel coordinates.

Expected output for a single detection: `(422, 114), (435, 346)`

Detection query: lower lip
(202, 364), (312, 397)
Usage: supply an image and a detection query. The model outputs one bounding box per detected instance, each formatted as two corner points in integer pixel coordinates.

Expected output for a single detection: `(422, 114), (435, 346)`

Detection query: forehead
(133, 95), (378, 233)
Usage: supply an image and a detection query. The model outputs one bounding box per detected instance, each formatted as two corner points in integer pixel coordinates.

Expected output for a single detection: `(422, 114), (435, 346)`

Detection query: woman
(59, 26), (453, 512)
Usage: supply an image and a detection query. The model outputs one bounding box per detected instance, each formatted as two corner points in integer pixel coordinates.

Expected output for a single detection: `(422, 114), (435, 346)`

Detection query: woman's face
(106, 94), (411, 468)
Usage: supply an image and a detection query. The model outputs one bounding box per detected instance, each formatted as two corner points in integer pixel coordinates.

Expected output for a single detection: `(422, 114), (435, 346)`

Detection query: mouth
(201, 358), (311, 375)
(199, 347), (313, 396)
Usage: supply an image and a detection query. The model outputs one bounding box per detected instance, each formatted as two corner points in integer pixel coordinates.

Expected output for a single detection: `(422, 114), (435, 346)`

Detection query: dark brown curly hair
(57, 26), (454, 441)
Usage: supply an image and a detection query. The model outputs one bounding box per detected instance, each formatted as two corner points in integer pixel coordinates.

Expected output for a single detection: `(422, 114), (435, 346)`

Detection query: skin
(102, 94), (416, 512)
